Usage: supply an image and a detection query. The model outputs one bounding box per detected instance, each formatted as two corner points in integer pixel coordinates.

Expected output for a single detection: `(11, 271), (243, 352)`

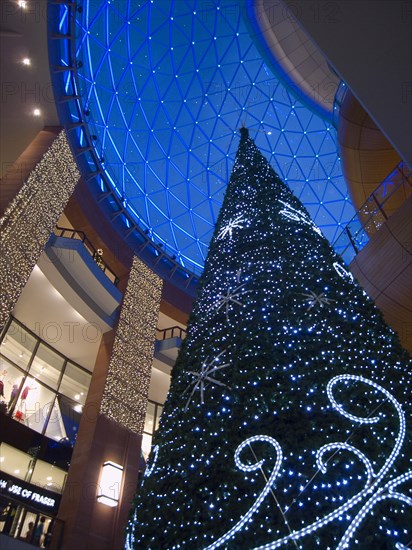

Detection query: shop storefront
(0, 317), (93, 547)
(0, 473), (63, 546)
(1, 318), (91, 443)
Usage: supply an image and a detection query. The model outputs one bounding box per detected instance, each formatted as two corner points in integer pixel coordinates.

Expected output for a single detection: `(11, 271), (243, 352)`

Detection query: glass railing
(332, 80), (348, 129)
(53, 226), (120, 286)
(333, 161), (412, 264)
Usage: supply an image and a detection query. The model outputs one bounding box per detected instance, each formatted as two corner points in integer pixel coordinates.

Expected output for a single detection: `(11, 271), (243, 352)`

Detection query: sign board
(0, 473), (61, 515)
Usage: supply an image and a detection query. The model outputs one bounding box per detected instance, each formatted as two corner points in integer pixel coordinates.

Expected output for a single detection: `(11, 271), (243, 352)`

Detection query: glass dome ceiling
(72, 0), (355, 275)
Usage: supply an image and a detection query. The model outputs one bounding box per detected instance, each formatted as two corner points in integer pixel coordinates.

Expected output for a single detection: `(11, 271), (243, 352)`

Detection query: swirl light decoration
(206, 435), (283, 550)
(248, 375), (411, 549)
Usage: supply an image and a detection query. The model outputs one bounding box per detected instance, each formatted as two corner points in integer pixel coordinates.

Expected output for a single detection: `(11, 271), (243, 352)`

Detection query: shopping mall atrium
(0, 0), (411, 548)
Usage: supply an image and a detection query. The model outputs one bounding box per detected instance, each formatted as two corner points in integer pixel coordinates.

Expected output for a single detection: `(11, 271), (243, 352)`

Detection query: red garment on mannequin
(21, 386), (30, 400)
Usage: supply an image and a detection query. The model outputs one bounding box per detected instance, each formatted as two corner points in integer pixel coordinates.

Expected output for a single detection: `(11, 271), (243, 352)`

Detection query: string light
(336, 471), (412, 550)
(144, 445), (159, 478)
(100, 256), (162, 433)
(0, 130), (80, 331)
(251, 376), (410, 549)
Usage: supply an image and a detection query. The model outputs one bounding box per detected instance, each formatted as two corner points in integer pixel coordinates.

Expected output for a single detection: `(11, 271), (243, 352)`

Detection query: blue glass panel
(73, 0), (356, 274)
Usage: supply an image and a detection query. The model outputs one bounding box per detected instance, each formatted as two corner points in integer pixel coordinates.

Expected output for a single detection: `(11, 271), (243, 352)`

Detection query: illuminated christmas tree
(126, 128), (412, 549)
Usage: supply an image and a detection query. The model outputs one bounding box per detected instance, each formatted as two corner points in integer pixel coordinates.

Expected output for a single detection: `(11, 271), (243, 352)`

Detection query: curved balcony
(333, 162), (412, 264)
(39, 227), (123, 331)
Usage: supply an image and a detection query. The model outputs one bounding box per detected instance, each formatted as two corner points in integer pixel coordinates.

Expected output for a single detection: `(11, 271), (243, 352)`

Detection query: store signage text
(0, 478), (56, 508)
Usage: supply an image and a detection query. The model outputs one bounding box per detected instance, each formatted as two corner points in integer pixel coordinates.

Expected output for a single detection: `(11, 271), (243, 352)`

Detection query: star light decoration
(214, 270), (250, 320)
(217, 214), (246, 240)
(182, 350), (231, 411)
(302, 290), (334, 310)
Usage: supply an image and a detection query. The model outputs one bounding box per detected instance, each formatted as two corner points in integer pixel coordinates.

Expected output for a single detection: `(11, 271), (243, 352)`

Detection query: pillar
(0, 129), (80, 331)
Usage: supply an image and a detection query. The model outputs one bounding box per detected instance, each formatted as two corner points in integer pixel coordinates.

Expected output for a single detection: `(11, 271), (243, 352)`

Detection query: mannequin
(8, 383), (19, 410)
(0, 373), (6, 398)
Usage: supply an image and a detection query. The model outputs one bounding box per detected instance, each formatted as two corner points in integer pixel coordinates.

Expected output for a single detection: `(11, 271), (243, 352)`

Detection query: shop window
(29, 344), (65, 391)
(0, 358), (25, 414)
(1, 319), (91, 443)
(144, 402), (156, 433)
(17, 510), (37, 543)
(0, 443), (32, 482)
(45, 394), (82, 446)
(155, 405), (163, 431)
(30, 460), (67, 495)
(0, 320), (36, 370)
(59, 362), (91, 406)
(0, 504), (54, 544)
(141, 401), (163, 460)
(14, 379), (55, 434)
(141, 433), (153, 460)
(0, 443), (67, 497)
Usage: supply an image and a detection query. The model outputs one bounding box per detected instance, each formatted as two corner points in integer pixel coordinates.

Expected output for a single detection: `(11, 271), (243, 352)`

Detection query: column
(0, 129), (80, 331)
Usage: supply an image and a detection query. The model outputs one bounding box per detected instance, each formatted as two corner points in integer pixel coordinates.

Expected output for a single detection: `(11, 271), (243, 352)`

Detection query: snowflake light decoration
(214, 270), (250, 320)
(302, 290), (334, 310)
(182, 350), (231, 411)
(217, 215), (246, 240)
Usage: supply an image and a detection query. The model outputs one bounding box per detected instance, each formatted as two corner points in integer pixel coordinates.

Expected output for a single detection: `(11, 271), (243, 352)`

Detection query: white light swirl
(333, 262), (354, 282)
(205, 435), (283, 550)
(337, 470), (412, 550)
(316, 442), (375, 485)
(278, 200), (322, 236)
(252, 375), (407, 549)
(327, 374), (406, 487)
(144, 445), (159, 478)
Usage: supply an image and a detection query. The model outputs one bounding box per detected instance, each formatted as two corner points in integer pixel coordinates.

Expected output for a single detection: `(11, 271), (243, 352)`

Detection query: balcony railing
(156, 326), (187, 341)
(53, 226), (120, 286)
(333, 161), (412, 264)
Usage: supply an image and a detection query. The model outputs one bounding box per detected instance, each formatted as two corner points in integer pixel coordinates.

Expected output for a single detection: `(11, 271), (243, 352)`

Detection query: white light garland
(205, 435), (283, 550)
(198, 375), (410, 550)
(327, 375), (406, 485)
(125, 511), (138, 550)
(0, 130), (80, 331)
(100, 256), (162, 433)
(144, 445), (159, 478)
(316, 442), (375, 483)
(337, 471), (412, 549)
(251, 375), (408, 549)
